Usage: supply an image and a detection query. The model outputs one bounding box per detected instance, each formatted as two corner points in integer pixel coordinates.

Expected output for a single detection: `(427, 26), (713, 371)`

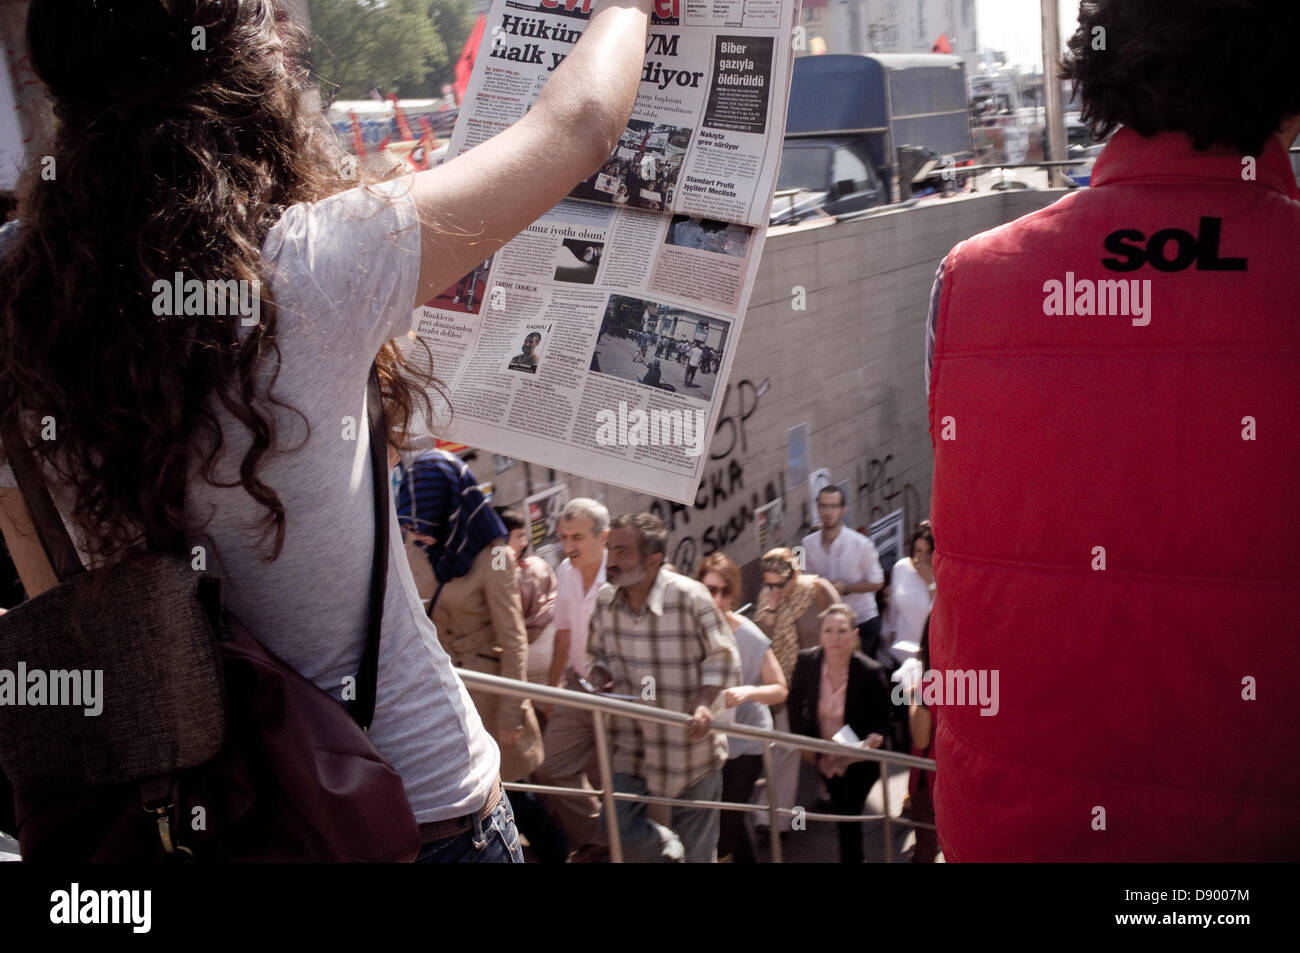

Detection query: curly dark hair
(1061, 0), (1300, 156)
(909, 521), (934, 558)
(0, 0), (444, 565)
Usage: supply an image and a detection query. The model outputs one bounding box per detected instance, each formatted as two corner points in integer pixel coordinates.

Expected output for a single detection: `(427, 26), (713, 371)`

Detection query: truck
(968, 71), (1030, 165)
(774, 53), (975, 225)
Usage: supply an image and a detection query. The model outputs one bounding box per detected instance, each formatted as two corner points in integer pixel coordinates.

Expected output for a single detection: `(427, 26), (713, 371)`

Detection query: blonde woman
(787, 604), (893, 863)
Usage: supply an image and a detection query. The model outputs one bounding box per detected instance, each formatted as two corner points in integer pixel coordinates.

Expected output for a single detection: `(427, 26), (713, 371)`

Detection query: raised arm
(0, 487), (58, 600)
(407, 0), (655, 307)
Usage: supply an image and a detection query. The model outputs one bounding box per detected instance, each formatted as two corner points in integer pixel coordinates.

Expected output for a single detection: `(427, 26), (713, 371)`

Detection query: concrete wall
(474, 187), (1065, 599)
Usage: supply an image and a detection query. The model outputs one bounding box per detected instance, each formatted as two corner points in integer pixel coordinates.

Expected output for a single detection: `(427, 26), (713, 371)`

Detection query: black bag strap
(0, 364), (391, 730)
(0, 422), (86, 582)
(352, 363), (390, 730)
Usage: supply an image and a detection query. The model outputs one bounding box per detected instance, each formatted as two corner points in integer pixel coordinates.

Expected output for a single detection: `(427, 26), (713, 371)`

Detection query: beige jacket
(426, 540), (543, 782)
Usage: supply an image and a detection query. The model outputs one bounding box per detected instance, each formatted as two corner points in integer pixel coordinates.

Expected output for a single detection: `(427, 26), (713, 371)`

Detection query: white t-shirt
(884, 557), (934, 662)
(1, 181), (498, 824)
(553, 550), (607, 676)
(800, 525), (884, 623)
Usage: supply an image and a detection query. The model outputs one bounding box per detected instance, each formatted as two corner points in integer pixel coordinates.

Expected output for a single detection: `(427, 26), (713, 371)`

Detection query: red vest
(928, 128), (1300, 861)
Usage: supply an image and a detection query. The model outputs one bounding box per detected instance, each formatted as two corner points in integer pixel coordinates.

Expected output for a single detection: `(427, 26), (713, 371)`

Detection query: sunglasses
(706, 584), (730, 597)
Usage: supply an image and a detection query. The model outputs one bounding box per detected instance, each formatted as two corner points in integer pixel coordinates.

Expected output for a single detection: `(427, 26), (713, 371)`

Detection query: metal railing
(458, 669), (937, 863)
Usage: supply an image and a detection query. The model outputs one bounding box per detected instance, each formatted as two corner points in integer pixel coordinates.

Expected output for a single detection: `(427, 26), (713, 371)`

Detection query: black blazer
(787, 647), (894, 748)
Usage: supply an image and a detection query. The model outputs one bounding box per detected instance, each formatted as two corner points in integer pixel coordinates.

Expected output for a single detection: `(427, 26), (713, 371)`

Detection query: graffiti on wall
(649, 377), (784, 575)
(856, 454), (922, 535)
(639, 382), (929, 574)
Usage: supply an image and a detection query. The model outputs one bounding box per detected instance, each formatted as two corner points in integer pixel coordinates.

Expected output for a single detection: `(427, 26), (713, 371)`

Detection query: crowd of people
(595, 152), (677, 211)
(629, 331), (722, 387)
(631, 330), (721, 373)
(394, 453), (937, 862)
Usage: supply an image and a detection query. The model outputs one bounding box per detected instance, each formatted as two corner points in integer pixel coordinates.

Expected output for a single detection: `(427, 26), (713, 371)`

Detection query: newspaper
(403, 0), (800, 504)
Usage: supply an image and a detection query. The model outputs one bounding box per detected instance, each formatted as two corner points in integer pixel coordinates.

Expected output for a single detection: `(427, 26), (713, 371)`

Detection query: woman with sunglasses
(697, 552), (787, 863)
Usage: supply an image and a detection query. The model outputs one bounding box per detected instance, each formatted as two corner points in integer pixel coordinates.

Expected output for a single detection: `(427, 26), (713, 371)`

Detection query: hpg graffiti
(856, 454), (922, 528)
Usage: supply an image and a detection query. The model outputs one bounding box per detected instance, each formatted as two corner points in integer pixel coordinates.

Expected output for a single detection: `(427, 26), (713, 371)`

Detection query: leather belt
(417, 777), (504, 844)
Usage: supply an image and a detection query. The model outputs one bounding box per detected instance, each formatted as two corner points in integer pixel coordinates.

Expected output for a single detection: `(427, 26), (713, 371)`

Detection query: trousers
(413, 793), (524, 863)
(825, 762), (874, 864)
(609, 770), (723, 863)
(533, 698), (606, 848)
(719, 754), (763, 863)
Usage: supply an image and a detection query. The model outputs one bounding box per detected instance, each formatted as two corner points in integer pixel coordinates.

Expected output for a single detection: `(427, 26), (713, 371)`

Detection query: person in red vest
(926, 0), (1300, 861)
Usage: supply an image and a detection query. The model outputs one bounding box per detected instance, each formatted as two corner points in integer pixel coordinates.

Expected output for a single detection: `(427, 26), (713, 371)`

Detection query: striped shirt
(586, 569), (741, 797)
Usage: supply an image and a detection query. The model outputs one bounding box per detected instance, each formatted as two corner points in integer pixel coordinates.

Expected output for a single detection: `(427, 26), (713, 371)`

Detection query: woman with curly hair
(0, 0), (656, 862)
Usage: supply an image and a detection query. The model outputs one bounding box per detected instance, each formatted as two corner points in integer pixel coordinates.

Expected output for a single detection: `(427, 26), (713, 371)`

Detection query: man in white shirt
(686, 343), (704, 385)
(800, 485), (886, 657)
(535, 497), (610, 857)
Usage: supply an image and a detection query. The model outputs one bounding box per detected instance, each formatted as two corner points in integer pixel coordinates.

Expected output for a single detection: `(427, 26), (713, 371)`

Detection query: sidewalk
(750, 761), (943, 863)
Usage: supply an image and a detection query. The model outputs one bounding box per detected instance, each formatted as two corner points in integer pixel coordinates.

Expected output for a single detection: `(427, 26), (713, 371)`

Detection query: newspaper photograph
(403, 0), (800, 504)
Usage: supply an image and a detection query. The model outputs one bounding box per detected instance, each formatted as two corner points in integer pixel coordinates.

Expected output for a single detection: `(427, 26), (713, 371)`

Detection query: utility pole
(1041, 0), (1066, 187)
(847, 0), (864, 54)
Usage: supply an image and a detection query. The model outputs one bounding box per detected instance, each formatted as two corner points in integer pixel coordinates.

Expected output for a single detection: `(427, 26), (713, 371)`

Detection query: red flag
(388, 94), (414, 141)
(932, 33), (953, 54)
(348, 110), (366, 157)
(454, 15), (486, 106)
(417, 131), (434, 170)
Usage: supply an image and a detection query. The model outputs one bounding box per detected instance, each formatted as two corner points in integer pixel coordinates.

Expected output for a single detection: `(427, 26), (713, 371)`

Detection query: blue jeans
(607, 770), (723, 863)
(414, 793), (525, 863)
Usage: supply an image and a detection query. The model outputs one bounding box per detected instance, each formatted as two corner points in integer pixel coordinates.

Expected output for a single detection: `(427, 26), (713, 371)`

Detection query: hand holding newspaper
(403, 0), (801, 504)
